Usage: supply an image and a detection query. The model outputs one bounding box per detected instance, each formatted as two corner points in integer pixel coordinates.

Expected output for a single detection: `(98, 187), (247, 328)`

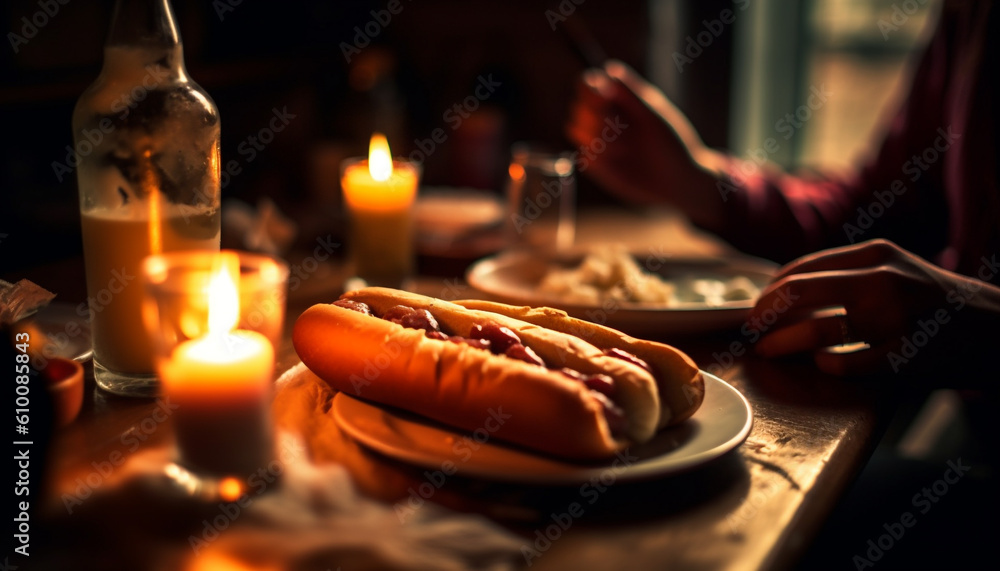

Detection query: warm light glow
(186, 552), (259, 571)
(508, 163), (525, 181)
(144, 148), (163, 255)
(207, 253), (241, 335)
(554, 157), (573, 176)
(218, 477), (244, 502)
(368, 133), (393, 182)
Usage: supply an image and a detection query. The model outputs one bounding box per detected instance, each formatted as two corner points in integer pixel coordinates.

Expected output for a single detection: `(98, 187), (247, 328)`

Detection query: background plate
(466, 250), (778, 336)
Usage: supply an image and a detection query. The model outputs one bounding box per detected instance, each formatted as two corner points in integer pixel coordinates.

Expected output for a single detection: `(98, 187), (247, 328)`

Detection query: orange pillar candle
(341, 133), (420, 287)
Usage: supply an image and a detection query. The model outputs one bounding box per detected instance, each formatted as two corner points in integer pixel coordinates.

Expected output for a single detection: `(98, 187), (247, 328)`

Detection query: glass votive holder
(505, 144), (576, 252)
(340, 134), (422, 289)
(141, 250), (288, 498)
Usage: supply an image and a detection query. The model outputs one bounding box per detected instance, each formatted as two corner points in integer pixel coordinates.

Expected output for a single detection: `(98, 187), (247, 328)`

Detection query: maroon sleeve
(710, 5), (960, 264)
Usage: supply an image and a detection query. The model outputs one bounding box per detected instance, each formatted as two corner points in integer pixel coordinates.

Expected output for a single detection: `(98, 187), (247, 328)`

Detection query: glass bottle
(73, 0), (221, 397)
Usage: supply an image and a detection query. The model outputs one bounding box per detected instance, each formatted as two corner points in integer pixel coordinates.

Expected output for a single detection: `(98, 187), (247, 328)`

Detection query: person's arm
(713, 7), (955, 263)
(567, 8), (956, 263)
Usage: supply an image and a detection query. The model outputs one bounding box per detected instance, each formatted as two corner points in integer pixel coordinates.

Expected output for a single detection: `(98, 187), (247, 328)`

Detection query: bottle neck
(106, 0), (181, 48)
(102, 0), (187, 82)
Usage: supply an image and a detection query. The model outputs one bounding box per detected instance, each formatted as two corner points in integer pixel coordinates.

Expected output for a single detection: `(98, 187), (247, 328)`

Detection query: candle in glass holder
(341, 133), (420, 287)
(143, 251), (287, 484)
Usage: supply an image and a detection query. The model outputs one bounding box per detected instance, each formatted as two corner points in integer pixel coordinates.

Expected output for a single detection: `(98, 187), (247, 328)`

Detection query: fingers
(755, 310), (849, 358)
(576, 60), (673, 133)
(573, 68), (615, 109)
(772, 239), (901, 281)
(750, 267), (904, 376)
(751, 269), (868, 325)
(582, 68), (616, 99)
(605, 60), (706, 151)
(813, 343), (892, 376)
(566, 69), (621, 148)
(753, 307), (891, 376)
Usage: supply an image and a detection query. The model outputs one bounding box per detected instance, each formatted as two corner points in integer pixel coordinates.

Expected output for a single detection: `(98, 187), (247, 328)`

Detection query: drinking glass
(505, 144), (576, 252)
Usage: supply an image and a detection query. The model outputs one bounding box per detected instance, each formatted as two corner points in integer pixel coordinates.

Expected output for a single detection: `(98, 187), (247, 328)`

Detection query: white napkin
(193, 433), (524, 570)
(41, 432), (522, 571)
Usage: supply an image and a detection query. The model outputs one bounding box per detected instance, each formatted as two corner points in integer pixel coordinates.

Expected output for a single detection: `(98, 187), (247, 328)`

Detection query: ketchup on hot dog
(333, 299), (636, 436)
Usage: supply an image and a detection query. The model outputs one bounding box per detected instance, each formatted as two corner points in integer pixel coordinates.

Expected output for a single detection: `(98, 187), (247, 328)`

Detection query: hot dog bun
(453, 300), (705, 427)
(293, 288), (669, 460)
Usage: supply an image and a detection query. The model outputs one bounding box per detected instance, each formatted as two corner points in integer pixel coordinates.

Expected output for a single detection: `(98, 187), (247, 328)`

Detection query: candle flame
(207, 253), (241, 335)
(368, 133), (393, 182)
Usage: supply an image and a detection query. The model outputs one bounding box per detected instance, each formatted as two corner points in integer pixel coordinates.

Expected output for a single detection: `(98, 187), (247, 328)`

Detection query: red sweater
(716, 0), (998, 282)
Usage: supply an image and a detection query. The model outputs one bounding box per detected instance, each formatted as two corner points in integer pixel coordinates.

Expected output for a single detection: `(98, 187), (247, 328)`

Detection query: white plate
(332, 371), (751, 484)
(465, 250), (778, 336)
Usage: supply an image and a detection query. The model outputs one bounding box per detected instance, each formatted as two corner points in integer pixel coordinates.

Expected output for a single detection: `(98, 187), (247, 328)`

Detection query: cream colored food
(537, 246), (760, 306)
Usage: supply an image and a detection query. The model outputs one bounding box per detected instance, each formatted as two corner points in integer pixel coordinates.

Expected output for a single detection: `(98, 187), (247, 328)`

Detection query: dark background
(0, 0), (737, 273)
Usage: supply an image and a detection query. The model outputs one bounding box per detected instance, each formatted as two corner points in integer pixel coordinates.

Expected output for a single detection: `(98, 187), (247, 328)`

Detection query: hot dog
(293, 288), (699, 460)
(452, 299), (705, 428)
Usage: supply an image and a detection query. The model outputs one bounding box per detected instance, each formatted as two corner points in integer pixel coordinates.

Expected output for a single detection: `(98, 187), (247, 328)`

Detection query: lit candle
(341, 133), (420, 287)
(159, 253), (274, 477)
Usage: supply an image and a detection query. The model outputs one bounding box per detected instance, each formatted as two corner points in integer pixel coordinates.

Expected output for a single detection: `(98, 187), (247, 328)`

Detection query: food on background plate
(538, 245), (761, 306)
(293, 287), (704, 461)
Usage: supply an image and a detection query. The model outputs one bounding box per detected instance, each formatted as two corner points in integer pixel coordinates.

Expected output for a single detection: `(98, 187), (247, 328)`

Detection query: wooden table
(11, 209), (893, 570)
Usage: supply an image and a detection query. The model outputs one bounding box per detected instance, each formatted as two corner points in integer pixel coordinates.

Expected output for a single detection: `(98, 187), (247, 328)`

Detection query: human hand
(751, 239), (1000, 376)
(565, 60), (725, 228)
